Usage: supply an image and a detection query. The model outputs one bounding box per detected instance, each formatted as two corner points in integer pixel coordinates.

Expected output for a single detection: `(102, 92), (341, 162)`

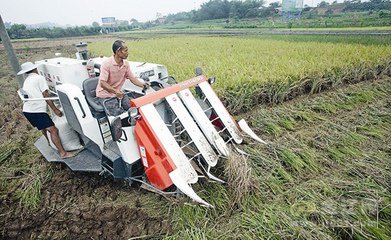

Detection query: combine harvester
(18, 43), (265, 207)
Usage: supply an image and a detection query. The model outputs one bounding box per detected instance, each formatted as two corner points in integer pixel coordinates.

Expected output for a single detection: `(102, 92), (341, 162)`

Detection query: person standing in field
(96, 39), (149, 110)
(18, 62), (76, 159)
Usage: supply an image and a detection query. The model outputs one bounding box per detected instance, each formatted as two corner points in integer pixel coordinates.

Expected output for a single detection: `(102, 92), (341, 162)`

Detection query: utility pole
(0, 14), (24, 88)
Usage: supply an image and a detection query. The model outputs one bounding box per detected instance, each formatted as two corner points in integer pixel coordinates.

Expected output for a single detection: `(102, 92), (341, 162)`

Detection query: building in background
(101, 17), (116, 33)
(282, 0), (304, 22)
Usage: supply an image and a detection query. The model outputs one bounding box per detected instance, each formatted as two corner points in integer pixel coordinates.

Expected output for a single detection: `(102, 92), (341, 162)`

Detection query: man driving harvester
(96, 40), (149, 110)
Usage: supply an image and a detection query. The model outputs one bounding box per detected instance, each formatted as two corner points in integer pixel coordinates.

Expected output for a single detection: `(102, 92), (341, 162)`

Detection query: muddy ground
(0, 38), (172, 239)
(1, 170), (170, 239)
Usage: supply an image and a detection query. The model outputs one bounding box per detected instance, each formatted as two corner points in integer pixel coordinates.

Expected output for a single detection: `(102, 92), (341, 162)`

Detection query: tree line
(1, 23), (143, 40)
(2, 0), (391, 40)
(165, 0), (266, 22)
(4, 24), (102, 39)
(343, 0), (391, 11)
(165, 0), (391, 22)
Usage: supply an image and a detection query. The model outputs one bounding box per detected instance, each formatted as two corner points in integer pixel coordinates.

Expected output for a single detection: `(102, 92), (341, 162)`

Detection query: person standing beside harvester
(18, 62), (76, 159)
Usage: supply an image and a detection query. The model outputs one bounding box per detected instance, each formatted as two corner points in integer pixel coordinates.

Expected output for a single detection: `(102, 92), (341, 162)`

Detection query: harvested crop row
(166, 77), (390, 239)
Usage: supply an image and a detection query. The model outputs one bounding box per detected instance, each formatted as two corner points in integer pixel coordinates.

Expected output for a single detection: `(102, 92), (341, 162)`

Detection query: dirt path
(1, 169), (170, 239)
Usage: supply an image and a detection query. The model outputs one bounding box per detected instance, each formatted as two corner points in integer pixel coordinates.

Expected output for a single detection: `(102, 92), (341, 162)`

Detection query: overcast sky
(1, 0), (335, 26)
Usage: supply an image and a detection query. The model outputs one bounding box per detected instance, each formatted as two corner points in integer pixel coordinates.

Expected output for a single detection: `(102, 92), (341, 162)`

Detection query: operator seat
(82, 77), (104, 114)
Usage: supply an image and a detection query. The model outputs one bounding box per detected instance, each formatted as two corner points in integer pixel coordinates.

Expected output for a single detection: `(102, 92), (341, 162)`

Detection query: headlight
(129, 107), (139, 118)
(208, 77), (216, 85)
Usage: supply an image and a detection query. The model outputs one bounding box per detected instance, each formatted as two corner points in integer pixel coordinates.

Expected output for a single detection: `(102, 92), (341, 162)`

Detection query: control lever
(195, 67), (203, 76)
(141, 77), (150, 95)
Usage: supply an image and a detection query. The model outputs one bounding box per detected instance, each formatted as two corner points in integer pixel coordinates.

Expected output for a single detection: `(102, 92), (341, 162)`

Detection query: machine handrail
(17, 89), (59, 101)
(74, 97), (86, 118)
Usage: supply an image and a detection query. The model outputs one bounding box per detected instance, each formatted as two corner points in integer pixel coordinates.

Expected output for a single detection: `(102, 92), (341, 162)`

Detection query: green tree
(325, 8), (334, 15)
(229, 1), (239, 22)
(8, 24), (28, 38)
(318, 1), (330, 7)
(92, 21), (100, 27)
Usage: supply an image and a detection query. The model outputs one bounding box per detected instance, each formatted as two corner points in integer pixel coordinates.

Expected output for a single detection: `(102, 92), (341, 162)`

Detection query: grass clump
(277, 147), (307, 172)
(224, 150), (260, 207)
(0, 135), (52, 209)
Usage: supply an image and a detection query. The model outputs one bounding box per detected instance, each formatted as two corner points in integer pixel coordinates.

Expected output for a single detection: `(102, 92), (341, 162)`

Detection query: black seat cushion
(82, 77), (104, 112)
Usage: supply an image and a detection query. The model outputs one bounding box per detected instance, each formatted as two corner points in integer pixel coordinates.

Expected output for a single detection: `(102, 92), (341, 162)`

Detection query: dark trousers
(98, 94), (131, 116)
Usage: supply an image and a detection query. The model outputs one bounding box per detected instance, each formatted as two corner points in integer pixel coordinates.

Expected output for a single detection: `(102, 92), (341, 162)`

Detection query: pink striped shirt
(96, 56), (136, 98)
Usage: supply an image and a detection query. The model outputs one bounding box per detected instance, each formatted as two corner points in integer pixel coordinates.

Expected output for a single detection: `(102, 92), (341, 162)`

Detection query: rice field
(161, 76), (391, 240)
(1, 34), (390, 239)
(89, 35), (391, 113)
(90, 34), (391, 239)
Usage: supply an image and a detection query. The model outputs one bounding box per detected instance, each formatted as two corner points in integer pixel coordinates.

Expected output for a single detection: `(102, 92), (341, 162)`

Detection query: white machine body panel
(140, 104), (198, 184)
(166, 93), (218, 167)
(116, 126), (141, 165)
(198, 82), (243, 144)
(55, 84), (104, 149)
(178, 89), (229, 157)
(36, 57), (89, 90)
(35, 57), (169, 94)
(106, 114), (141, 165)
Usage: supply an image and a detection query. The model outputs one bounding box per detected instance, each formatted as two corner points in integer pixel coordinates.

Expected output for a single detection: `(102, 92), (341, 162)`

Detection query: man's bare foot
(60, 151), (76, 159)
